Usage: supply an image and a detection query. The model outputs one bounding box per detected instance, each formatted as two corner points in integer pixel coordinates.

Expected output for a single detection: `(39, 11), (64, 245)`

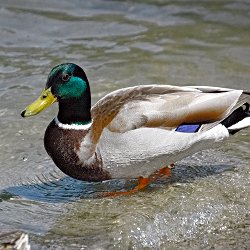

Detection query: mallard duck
(21, 63), (250, 195)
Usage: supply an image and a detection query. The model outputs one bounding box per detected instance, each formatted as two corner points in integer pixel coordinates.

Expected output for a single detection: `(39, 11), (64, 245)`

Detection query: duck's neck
(57, 94), (91, 125)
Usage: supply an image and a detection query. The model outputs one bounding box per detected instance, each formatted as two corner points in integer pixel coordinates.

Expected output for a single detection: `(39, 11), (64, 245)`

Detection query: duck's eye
(62, 73), (71, 82)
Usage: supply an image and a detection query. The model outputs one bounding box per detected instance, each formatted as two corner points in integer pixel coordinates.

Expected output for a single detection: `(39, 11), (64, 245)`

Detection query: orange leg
(149, 164), (174, 180)
(101, 164), (174, 198)
(101, 176), (150, 198)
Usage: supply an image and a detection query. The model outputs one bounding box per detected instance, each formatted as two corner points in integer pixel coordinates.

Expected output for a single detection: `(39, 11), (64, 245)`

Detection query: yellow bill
(21, 88), (57, 117)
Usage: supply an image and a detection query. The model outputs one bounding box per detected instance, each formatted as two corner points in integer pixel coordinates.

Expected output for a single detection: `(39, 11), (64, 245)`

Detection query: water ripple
(0, 0), (250, 248)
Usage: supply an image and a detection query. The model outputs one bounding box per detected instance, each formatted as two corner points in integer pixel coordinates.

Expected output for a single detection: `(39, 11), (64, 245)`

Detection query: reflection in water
(1, 152), (237, 203)
(0, 0), (250, 248)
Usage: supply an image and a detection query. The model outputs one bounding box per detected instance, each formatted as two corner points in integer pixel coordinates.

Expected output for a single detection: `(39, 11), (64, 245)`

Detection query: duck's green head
(21, 63), (91, 121)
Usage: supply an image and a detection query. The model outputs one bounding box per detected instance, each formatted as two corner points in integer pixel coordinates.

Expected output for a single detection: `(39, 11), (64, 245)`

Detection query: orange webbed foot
(101, 176), (150, 198)
(100, 164), (175, 198)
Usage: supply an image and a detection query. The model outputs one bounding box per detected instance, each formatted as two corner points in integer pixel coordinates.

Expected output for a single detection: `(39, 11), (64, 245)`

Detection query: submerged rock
(0, 232), (30, 250)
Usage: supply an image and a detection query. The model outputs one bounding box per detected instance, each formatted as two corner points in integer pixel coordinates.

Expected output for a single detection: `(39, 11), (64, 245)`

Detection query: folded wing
(91, 85), (246, 141)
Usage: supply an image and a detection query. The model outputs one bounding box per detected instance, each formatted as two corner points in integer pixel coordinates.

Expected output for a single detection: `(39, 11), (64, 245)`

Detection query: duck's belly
(98, 125), (229, 179)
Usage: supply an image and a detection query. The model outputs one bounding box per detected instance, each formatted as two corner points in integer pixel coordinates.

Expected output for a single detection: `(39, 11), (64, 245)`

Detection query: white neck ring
(54, 117), (92, 130)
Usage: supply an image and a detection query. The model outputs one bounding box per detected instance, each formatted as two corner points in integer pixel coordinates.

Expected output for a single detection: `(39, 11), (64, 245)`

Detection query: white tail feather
(228, 117), (250, 130)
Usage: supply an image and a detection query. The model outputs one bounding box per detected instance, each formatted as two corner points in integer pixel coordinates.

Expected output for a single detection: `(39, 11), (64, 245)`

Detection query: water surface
(0, 0), (250, 249)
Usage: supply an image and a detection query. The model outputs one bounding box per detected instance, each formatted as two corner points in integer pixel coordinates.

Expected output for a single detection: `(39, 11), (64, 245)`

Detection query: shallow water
(0, 0), (250, 249)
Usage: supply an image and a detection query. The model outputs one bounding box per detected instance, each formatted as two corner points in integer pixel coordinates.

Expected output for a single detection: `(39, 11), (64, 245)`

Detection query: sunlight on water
(0, 0), (249, 249)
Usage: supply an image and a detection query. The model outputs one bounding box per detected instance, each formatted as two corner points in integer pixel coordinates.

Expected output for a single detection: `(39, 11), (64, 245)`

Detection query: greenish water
(0, 0), (249, 249)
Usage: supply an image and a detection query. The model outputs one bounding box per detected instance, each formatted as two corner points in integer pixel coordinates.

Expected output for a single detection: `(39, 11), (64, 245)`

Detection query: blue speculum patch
(175, 124), (201, 133)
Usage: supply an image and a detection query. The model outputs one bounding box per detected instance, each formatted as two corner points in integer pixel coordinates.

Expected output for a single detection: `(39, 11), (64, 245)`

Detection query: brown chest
(44, 120), (111, 181)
